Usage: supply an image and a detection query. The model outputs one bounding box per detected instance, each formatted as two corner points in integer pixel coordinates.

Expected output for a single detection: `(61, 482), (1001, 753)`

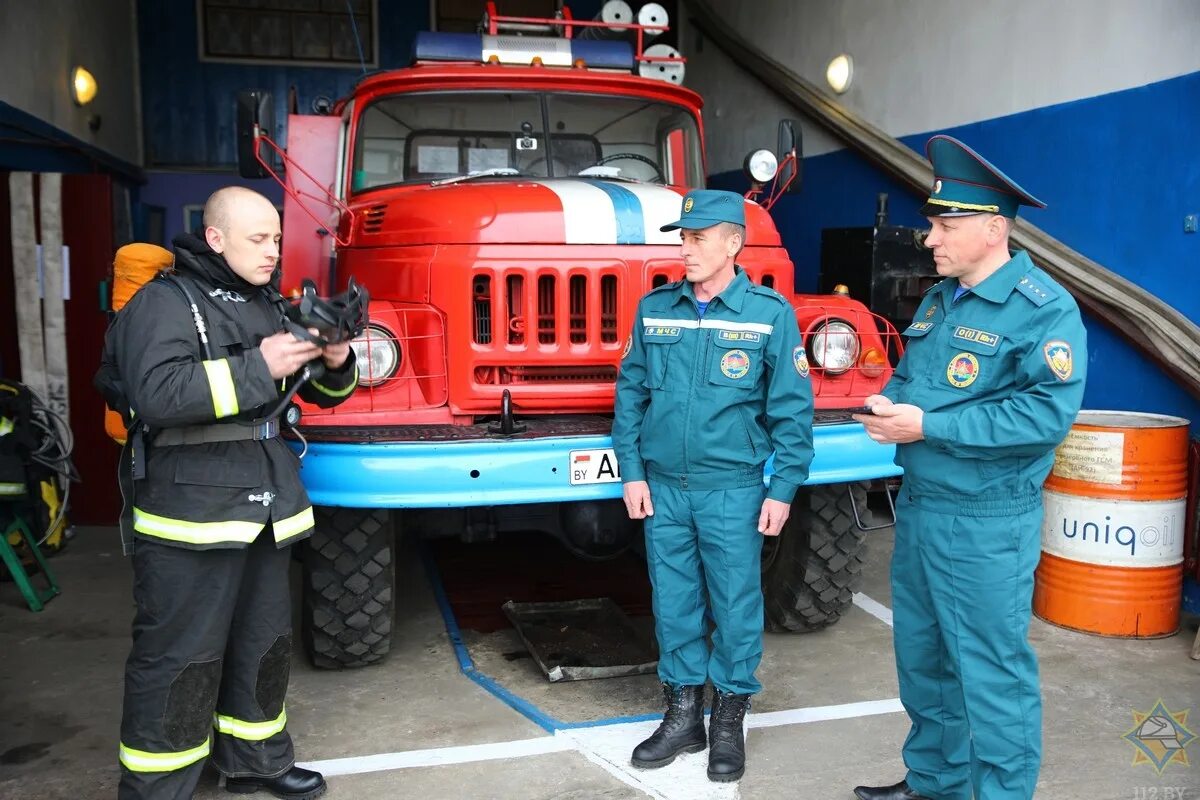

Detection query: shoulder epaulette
(1016, 274), (1055, 307)
(924, 278), (953, 296)
(747, 283), (789, 305)
(647, 280), (682, 296)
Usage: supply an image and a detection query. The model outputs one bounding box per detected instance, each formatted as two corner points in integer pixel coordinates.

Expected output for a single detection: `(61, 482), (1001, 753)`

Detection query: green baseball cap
(920, 135), (1045, 219)
(660, 189), (747, 231)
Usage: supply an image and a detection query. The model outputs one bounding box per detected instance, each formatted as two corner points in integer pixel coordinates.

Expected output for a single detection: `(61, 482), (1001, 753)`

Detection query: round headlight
(349, 324), (399, 387)
(743, 148), (779, 184)
(809, 319), (860, 375)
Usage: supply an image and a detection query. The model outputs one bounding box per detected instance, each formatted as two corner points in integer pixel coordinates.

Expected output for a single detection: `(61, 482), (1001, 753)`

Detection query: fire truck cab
(239, 6), (903, 669)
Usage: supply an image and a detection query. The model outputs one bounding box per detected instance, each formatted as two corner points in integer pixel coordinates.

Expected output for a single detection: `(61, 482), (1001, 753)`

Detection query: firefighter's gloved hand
(260, 330), (323, 380)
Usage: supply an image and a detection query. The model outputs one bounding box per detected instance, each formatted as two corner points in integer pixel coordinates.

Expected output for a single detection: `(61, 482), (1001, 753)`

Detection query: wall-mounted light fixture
(826, 54), (853, 94)
(71, 66), (98, 106)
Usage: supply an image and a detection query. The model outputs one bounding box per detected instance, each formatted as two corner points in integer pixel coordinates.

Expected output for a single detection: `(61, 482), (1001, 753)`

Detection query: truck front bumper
(291, 422), (900, 509)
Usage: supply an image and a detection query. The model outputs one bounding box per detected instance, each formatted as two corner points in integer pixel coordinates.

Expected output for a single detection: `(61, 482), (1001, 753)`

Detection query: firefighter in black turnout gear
(99, 187), (357, 800)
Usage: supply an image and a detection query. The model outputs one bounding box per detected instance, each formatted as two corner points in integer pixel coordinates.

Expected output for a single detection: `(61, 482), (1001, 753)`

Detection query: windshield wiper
(431, 168), (523, 186)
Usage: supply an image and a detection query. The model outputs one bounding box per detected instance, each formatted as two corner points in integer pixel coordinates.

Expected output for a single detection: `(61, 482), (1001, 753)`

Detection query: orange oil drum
(1034, 410), (1190, 638)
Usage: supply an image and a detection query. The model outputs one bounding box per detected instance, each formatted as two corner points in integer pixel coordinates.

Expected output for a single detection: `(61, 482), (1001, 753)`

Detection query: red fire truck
(239, 4), (902, 669)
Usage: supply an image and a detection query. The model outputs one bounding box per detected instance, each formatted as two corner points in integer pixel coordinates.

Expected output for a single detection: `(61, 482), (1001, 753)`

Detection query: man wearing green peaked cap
(852, 137), (1087, 800)
(614, 189), (814, 783)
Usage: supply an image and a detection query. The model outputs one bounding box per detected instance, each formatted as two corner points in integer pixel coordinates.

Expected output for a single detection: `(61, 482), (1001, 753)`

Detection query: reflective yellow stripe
(273, 507), (315, 544)
(0, 417), (13, 436)
(311, 365), (358, 398)
(214, 707), (287, 741)
(133, 508), (262, 545)
(119, 738), (210, 773)
(0, 482), (25, 496)
(923, 197), (1000, 212)
(202, 359), (239, 418)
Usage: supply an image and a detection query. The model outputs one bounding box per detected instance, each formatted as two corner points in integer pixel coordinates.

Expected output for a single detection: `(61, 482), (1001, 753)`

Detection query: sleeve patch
(1043, 340), (1072, 381)
(622, 335), (633, 360)
(793, 345), (810, 378)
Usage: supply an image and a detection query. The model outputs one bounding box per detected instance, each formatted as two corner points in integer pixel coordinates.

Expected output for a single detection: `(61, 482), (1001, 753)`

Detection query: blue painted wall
(137, 0), (427, 169)
(713, 71), (1200, 426)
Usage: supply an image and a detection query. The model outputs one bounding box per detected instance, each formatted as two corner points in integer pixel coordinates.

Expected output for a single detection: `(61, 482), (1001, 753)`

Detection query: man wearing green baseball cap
(853, 136), (1087, 800)
(614, 189), (814, 783)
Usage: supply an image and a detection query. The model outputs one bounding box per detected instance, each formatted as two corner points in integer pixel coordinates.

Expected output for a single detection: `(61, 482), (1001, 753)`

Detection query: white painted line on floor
(853, 592), (894, 628)
(297, 695), (907, 800)
(297, 735), (574, 777)
(748, 697), (904, 729)
(561, 721), (739, 800)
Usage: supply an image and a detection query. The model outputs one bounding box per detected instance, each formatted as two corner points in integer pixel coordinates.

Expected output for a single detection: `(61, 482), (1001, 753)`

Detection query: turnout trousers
(118, 529), (295, 800)
(644, 478), (766, 695)
(892, 487), (1043, 800)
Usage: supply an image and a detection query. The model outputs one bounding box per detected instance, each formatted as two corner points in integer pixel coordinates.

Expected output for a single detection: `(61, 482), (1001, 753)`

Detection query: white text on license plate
(568, 448), (621, 485)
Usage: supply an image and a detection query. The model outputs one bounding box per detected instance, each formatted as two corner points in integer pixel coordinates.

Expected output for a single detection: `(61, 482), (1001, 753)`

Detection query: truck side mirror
(777, 119), (802, 194)
(236, 90), (275, 179)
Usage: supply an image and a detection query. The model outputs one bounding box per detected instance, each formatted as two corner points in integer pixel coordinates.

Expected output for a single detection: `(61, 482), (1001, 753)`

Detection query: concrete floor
(1, 525), (1198, 800)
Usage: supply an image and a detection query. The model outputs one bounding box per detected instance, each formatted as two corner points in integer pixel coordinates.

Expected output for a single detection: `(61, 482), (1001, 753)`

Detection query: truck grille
(472, 271), (619, 347)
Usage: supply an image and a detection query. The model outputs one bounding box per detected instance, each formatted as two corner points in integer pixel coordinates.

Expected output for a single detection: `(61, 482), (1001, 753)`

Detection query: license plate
(568, 448), (622, 485)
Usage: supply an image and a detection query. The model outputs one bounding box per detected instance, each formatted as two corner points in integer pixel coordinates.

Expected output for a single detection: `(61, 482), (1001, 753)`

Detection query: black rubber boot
(852, 779), (933, 800)
(630, 683), (707, 769)
(225, 765), (327, 799)
(707, 690), (751, 782)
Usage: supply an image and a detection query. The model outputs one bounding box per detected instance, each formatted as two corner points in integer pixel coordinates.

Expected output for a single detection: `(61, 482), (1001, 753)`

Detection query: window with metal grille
(198, 0), (377, 68)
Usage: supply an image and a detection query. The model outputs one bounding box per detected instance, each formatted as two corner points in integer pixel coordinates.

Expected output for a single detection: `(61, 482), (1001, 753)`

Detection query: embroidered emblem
(209, 287), (247, 303)
(684, 197), (694, 213)
(907, 321), (933, 332)
(717, 329), (761, 343)
(643, 326), (681, 338)
(720, 349), (750, 380)
(1044, 340), (1073, 381)
(933, 179), (943, 194)
(248, 491), (276, 507)
(622, 335), (632, 359)
(925, 305), (937, 319)
(946, 352), (980, 388)
(792, 345), (810, 378)
(952, 326), (1001, 350)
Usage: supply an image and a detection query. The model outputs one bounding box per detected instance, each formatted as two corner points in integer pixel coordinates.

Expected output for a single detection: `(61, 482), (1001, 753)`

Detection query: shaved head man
(202, 186), (282, 286)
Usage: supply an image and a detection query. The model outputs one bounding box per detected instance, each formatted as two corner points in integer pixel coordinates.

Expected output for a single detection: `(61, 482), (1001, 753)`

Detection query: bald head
(203, 186), (281, 286)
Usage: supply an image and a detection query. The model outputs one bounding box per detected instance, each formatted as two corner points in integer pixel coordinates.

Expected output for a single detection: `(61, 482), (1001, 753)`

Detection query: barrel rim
(1072, 410), (1191, 429)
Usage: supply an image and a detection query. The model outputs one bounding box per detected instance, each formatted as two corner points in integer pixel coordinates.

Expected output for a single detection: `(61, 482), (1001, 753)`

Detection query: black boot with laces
(630, 683), (707, 769)
(707, 690), (751, 782)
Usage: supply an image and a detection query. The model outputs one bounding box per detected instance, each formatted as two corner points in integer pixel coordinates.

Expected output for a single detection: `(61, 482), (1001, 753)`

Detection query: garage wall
(682, 0), (1200, 425)
(0, 1), (142, 167)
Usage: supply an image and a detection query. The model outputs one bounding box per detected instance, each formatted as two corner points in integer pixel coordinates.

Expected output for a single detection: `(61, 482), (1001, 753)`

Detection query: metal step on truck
(236, 1), (903, 669)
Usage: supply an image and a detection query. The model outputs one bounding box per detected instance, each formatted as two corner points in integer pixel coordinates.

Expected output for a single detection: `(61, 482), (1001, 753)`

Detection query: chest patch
(716, 329), (761, 343)
(908, 321), (933, 333)
(793, 345), (810, 378)
(1044, 340), (1073, 381)
(720, 349), (751, 379)
(644, 326), (681, 338)
(951, 326), (1001, 351)
(946, 352), (980, 388)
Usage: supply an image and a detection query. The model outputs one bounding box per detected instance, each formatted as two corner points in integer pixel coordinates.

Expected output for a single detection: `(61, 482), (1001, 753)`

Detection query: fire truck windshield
(350, 91), (703, 192)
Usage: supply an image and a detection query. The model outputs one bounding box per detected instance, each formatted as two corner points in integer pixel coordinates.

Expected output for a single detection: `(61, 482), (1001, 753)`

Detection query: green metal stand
(0, 508), (60, 611)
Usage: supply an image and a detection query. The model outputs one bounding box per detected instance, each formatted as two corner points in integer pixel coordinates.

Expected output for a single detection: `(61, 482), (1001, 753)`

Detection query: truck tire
(762, 482), (871, 633)
(301, 507), (395, 669)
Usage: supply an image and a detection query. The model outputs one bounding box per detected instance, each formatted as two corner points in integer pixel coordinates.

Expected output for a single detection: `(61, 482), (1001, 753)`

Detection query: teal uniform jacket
(884, 250), (1087, 504)
(613, 267), (814, 501)
(883, 249), (1086, 800)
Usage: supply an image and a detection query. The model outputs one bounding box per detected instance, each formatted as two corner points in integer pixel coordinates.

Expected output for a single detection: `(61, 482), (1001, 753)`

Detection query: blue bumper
(292, 422), (901, 509)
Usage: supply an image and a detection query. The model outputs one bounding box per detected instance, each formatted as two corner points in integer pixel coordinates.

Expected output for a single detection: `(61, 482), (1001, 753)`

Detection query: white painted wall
(681, 0), (1200, 172)
(0, 1), (142, 166)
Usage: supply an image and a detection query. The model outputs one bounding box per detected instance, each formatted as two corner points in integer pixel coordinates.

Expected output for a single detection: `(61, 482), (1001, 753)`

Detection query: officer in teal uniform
(613, 189), (814, 783)
(853, 136), (1087, 800)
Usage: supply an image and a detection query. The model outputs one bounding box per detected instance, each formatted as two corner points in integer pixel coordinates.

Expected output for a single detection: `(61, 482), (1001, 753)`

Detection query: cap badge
(933, 179), (943, 194)
(684, 197), (694, 213)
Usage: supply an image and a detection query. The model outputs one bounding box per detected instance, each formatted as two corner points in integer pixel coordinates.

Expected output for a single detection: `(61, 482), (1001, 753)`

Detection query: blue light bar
(412, 32), (634, 72)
